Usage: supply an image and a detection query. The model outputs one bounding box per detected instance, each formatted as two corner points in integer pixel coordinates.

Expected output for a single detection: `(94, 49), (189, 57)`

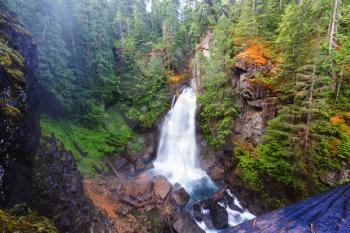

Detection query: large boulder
(172, 186), (190, 206)
(152, 175), (172, 200)
(209, 202), (228, 229)
(119, 173), (152, 207)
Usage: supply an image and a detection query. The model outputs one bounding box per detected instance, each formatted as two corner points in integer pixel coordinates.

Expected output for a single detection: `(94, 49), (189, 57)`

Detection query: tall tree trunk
(252, 0), (257, 14)
(279, 0), (283, 12)
(329, 0), (340, 91)
(304, 61), (316, 149)
(119, 20), (125, 46)
(229, 0), (236, 5)
(336, 55), (349, 100)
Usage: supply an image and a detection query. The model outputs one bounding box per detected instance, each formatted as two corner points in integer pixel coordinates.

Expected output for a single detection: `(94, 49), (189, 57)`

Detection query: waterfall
(152, 86), (255, 232)
(153, 87), (215, 195)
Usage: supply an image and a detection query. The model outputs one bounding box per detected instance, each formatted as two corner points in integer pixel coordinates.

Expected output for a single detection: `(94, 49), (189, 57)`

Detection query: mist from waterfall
(153, 87), (216, 195)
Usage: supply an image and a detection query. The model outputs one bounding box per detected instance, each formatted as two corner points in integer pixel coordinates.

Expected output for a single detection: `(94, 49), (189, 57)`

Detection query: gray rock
(152, 175), (172, 200)
(208, 164), (225, 181)
(320, 170), (338, 186)
(172, 187), (190, 206)
(113, 156), (130, 171)
(192, 203), (203, 222)
(209, 202), (228, 229)
(173, 212), (205, 233)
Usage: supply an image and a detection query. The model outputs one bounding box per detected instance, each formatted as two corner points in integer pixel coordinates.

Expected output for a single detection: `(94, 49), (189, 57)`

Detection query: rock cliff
(0, 11), (39, 206)
(33, 136), (116, 233)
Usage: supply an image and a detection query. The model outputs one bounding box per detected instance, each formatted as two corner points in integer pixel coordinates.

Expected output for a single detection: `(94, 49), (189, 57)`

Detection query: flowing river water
(152, 87), (255, 232)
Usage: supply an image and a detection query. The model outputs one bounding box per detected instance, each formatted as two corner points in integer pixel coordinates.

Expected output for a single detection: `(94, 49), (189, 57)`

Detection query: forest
(0, 0), (349, 232)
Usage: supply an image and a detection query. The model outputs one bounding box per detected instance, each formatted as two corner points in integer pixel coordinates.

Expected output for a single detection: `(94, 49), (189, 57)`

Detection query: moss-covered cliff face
(0, 205), (56, 233)
(0, 11), (39, 207)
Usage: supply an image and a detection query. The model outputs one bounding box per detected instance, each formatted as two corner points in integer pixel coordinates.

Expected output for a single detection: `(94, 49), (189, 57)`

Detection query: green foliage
(125, 57), (169, 127)
(40, 115), (119, 176)
(336, 135), (350, 159)
(235, 0), (350, 200)
(233, 0), (258, 39)
(146, 210), (161, 233)
(236, 150), (260, 189)
(198, 16), (238, 147)
(8, 0), (118, 126)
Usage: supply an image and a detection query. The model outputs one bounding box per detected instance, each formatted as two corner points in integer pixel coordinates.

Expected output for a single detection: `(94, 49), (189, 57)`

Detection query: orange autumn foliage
(330, 115), (343, 125)
(168, 74), (183, 83)
(330, 114), (350, 137)
(236, 40), (271, 66)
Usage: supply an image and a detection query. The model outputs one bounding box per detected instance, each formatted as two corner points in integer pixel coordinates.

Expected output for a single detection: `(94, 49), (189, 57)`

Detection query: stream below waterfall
(151, 87), (255, 232)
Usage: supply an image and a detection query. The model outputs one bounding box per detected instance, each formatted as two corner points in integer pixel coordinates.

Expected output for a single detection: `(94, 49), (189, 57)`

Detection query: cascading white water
(153, 87), (215, 194)
(152, 86), (255, 232)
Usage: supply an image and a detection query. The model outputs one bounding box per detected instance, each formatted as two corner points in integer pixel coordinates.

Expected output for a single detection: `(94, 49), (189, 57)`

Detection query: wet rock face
(209, 202), (228, 229)
(33, 136), (116, 233)
(0, 11), (39, 206)
(208, 163), (225, 181)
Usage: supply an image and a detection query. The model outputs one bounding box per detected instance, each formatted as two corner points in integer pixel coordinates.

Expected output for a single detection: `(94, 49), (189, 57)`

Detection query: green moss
(40, 114), (135, 177)
(146, 210), (161, 233)
(0, 40), (25, 81)
(0, 104), (22, 118)
(0, 208), (57, 233)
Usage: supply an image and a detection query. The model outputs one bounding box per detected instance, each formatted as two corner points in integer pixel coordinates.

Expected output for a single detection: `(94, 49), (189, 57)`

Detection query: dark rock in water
(192, 203), (203, 221)
(224, 190), (243, 213)
(228, 202), (243, 213)
(152, 175), (172, 200)
(173, 212), (205, 233)
(172, 186), (190, 206)
(202, 210), (214, 229)
(209, 202), (228, 229)
(191, 186), (229, 224)
(33, 136), (116, 233)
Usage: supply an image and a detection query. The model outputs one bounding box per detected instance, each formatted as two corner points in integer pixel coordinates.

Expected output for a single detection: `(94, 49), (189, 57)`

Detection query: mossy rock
(0, 39), (25, 83)
(0, 208), (57, 233)
(0, 103), (22, 119)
